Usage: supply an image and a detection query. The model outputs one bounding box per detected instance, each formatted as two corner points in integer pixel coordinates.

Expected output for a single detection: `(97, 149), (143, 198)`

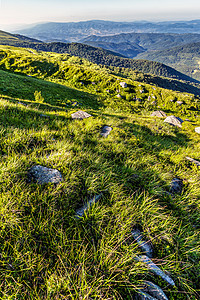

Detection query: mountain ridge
(14, 19), (200, 42)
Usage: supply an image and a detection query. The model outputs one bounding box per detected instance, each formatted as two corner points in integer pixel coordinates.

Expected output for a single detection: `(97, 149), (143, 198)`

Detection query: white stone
(195, 127), (200, 134)
(71, 110), (92, 120)
(151, 111), (167, 118)
(119, 82), (127, 88)
(164, 115), (184, 127)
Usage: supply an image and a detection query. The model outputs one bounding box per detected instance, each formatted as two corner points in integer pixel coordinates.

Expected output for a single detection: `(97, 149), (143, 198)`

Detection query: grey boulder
(28, 165), (63, 184)
(100, 126), (113, 137)
(170, 178), (183, 194)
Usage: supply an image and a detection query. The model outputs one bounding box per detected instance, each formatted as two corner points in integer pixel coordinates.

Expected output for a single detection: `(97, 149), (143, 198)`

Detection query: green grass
(0, 45), (200, 299)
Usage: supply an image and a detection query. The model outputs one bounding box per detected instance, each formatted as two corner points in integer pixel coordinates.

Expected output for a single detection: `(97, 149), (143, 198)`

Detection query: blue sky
(0, 0), (200, 29)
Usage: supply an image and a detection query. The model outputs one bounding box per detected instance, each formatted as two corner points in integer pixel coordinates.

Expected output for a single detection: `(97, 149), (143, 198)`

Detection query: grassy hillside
(136, 42), (200, 81)
(0, 46), (200, 299)
(1, 31), (199, 85)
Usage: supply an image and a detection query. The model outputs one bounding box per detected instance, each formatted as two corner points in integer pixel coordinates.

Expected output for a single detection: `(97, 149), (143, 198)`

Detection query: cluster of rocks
(131, 228), (174, 299)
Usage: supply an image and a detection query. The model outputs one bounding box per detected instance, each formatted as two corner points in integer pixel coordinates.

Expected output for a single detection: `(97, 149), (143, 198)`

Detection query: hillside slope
(0, 29), (42, 44)
(0, 46), (199, 299)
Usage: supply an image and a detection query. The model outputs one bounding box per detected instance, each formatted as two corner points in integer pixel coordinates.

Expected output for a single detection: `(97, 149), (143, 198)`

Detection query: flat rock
(195, 127), (200, 134)
(100, 126), (113, 137)
(164, 116), (183, 127)
(28, 165), (63, 184)
(137, 255), (175, 286)
(131, 229), (153, 258)
(151, 111), (167, 118)
(75, 193), (102, 218)
(170, 178), (183, 194)
(116, 94), (122, 98)
(71, 110), (92, 120)
(136, 281), (168, 300)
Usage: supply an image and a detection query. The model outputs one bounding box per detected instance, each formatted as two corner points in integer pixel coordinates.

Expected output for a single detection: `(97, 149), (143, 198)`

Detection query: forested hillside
(136, 42), (200, 81)
(82, 32), (200, 58)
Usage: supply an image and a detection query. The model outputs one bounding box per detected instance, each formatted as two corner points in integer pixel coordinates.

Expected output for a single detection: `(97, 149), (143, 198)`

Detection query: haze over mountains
(15, 20), (200, 42)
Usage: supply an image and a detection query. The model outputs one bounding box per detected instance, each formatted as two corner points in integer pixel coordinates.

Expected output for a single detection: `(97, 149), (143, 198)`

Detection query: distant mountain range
(14, 20), (200, 42)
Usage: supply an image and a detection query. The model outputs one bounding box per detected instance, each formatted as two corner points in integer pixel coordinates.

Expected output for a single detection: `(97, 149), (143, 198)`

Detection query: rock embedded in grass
(176, 101), (183, 105)
(40, 114), (49, 118)
(164, 115), (184, 127)
(195, 127), (200, 134)
(136, 281), (168, 300)
(131, 229), (153, 258)
(135, 290), (156, 299)
(27, 165), (63, 184)
(119, 82), (127, 88)
(116, 94), (122, 98)
(71, 110), (92, 120)
(170, 178), (183, 194)
(18, 101), (27, 106)
(75, 193), (102, 218)
(100, 126), (113, 137)
(136, 255), (175, 286)
(151, 111), (167, 118)
(186, 156), (200, 167)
